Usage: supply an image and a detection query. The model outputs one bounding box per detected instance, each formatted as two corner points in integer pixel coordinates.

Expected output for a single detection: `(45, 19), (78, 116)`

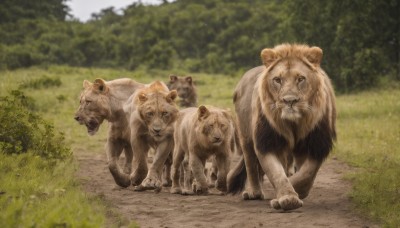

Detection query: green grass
(0, 153), (105, 227)
(1, 65), (399, 226)
(334, 88), (400, 227)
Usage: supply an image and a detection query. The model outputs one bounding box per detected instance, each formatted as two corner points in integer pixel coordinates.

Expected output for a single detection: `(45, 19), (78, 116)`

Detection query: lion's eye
(273, 77), (282, 84)
(146, 112), (154, 117)
(298, 76), (306, 83)
(85, 100), (92, 105)
(162, 111), (169, 117)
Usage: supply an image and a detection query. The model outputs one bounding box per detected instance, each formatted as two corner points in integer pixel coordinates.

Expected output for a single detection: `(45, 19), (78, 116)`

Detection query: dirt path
(76, 150), (378, 228)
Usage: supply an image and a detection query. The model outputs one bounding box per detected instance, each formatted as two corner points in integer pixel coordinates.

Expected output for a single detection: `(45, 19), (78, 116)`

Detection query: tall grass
(0, 153), (106, 227)
(334, 88), (400, 227)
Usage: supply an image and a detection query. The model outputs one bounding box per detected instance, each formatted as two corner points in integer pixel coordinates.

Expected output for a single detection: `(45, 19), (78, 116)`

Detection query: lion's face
(168, 75), (195, 99)
(196, 106), (232, 146)
(137, 85), (178, 142)
(74, 79), (111, 136)
(265, 59), (320, 122)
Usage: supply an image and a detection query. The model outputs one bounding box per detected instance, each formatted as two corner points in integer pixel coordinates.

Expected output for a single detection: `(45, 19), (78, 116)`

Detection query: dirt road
(76, 150), (378, 228)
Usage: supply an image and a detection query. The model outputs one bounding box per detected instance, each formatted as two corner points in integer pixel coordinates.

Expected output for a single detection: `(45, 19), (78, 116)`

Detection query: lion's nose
(283, 95), (300, 106)
(153, 127), (161, 133)
(74, 116), (80, 121)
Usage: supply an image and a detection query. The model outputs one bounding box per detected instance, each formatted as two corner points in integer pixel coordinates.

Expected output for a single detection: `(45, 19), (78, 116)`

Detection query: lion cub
(168, 75), (197, 108)
(170, 106), (235, 195)
(124, 81), (179, 192)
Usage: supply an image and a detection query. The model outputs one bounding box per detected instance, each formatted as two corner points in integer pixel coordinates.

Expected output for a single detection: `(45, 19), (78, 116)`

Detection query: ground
(76, 149), (378, 228)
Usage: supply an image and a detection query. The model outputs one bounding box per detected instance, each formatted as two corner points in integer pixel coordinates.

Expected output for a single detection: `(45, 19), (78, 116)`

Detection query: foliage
(0, 153), (106, 227)
(0, 0), (398, 91)
(0, 90), (71, 160)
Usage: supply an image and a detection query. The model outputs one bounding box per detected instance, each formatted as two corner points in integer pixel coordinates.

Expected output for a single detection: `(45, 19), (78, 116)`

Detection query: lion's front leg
(170, 147), (185, 194)
(106, 140), (131, 188)
(130, 136), (149, 186)
(135, 140), (173, 192)
(162, 153), (172, 187)
(189, 152), (208, 195)
(214, 152), (230, 194)
(257, 152), (303, 211)
(123, 145), (133, 174)
(289, 157), (321, 199)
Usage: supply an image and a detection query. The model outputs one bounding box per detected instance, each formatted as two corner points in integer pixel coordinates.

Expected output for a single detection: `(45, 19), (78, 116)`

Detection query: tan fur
(228, 44), (336, 211)
(74, 78), (145, 187)
(125, 81), (179, 192)
(168, 75), (198, 107)
(170, 106), (235, 195)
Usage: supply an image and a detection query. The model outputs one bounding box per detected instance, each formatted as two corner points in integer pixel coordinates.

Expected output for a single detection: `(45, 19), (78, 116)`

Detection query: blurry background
(0, 0), (398, 92)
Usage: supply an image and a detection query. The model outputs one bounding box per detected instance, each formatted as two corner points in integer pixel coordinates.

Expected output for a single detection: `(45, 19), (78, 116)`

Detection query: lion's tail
(227, 156), (247, 194)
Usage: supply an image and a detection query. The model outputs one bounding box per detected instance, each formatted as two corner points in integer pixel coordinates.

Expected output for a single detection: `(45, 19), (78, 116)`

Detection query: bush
(19, 76), (62, 89)
(0, 90), (71, 160)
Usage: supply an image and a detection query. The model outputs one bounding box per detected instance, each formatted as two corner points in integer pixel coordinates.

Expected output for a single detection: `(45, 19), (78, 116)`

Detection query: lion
(74, 78), (144, 187)
(168, 75), (197, 107)
(170, 106), (236, 195)
(124, 80), (179, 192)
(227, 44), (336, 211)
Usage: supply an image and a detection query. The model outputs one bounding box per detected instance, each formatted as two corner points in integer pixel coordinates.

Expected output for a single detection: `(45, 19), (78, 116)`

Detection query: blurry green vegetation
(19, 76), (62, 89)
(0, 0), (398, 92)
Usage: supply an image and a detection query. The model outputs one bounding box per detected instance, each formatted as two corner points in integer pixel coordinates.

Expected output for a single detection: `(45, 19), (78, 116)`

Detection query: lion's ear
(83, 80), (92, 89)
(305, 47), (323, 67)
(198, 105), (210, 120)
(166, 90), (177, 103)
(138, 92), (148, 103)
(93, 78), (108, 93)
(261, 48), (278, 68)
(185, 76), (193, 85)
(169, 75), (178, 83)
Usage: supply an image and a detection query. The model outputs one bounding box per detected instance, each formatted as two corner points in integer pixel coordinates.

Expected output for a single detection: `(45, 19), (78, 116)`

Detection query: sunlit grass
(334, 88), (400, 226)
(0, 153), (106, 227)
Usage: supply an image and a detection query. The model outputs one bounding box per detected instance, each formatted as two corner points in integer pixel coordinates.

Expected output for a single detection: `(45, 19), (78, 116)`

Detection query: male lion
(170, 106), (235, 195)
(74, 78), (144, 187)
(168, 75), (197, 107)
(124, 81), (178, 192)
(227, 44), (336, 211)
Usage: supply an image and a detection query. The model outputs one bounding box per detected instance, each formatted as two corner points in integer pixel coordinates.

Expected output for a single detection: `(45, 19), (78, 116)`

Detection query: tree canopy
(0, 0), (398, 92)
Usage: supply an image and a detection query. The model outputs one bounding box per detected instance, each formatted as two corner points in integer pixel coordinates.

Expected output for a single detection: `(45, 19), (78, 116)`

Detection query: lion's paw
(192, 182), (208, 195)
(130, 172), (146, 186)
(134, 176), (162, 192)
(242, 190), (263, 200)
(170, 186), (181, 194)
(270, 195), (303, 211)
(181, 189), (195, 195)
(162, 179), (172, 187)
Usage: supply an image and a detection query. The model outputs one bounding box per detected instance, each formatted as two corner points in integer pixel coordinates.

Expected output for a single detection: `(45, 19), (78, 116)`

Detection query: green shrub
(0, 90), (71, 160)
(19, 76), (62, 89)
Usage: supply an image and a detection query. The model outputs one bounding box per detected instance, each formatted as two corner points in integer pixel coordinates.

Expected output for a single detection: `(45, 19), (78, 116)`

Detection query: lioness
(168, 75), (197, 107)
(124, 81), (178, 192)
(170, 106), (235, 195)
(227, 44), (336, 210)
(74, 78), (144, 187)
